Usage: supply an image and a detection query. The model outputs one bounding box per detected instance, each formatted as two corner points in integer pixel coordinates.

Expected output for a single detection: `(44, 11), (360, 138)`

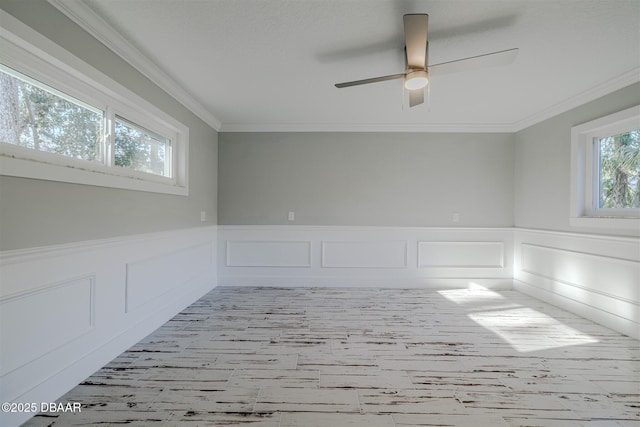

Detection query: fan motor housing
(404, 70), (429, 90)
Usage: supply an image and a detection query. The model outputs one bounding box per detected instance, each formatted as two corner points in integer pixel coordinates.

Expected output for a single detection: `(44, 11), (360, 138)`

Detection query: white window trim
(570, 105), (640, 231)
(0, 10), (189, 196)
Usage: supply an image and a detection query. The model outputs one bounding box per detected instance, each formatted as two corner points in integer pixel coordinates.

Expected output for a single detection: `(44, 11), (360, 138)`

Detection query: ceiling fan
(334, 14), (518, 107)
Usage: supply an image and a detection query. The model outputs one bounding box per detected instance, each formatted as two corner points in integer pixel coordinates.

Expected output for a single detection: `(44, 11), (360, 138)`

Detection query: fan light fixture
(334, 14), (518, 109)
(404, 70), (428, 90)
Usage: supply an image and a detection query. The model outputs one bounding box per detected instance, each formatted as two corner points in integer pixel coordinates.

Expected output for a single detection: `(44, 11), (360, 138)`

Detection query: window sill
(0, 155), (188, 196)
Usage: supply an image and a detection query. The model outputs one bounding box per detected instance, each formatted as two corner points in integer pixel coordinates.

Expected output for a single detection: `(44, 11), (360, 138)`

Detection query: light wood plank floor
(25, 287), (639, 426)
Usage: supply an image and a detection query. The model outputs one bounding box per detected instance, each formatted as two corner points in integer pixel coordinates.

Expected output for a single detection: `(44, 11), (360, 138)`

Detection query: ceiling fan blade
(429, 48), (518, 76)
(409, 89), (424, 107)
(334, 73), (405, 88)
(404, 14), (429, 69)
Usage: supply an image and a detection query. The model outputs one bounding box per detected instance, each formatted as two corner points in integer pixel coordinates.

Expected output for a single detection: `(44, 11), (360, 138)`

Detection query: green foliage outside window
(1, 67), (170, 178)
(598, 130), (640, 209)
(115, 118), (168, 177)
(0, 70), (102, 162)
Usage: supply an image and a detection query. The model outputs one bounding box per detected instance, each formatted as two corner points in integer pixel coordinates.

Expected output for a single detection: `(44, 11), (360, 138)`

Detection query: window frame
(570, 105), (640, 231)
(0, 10), (189, 196)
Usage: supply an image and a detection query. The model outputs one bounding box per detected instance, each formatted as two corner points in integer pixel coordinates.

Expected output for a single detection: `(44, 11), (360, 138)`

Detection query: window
(596, 129), (639, 211)
(114, 116), (171, 177)
(0, 66), (104, 163)
(0, 11), (188, 195)
(570, 105), (640, 230)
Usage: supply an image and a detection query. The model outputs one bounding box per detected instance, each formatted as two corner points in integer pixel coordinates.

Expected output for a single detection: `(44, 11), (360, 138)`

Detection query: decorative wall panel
(226, 241), (311, 267)
(322, 241), (408, 268)
(0, 276), (93, 376)
(418, 241), (504, 268)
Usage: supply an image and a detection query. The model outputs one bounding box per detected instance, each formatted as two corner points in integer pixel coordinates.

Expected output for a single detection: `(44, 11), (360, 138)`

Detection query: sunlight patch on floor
(468, 307), (599, 352)
(438, 286), (599, 352)
(437, 285), (521, 312)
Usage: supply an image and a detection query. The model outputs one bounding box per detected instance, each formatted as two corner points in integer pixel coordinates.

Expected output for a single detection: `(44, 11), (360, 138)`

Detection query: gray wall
(3, 2), (636, 249)
(0, 1), (218, 250)
(514, 83), (640, 237)
(218, 132), (514, 227)
(219, 86), (639, 235)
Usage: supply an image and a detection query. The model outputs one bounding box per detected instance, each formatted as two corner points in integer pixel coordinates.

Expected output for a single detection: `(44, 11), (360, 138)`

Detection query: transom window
(0, 65), (173, 180)
(0, 11), (188, 196)
(114, 116), (171, 178)
(1, 66), (104, 162)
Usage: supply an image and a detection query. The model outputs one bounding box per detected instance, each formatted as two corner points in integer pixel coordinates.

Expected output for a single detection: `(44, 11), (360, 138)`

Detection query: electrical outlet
(452, 212), (460, 223)
(288, 211), (295, 221)
(200, 211), (206, 222)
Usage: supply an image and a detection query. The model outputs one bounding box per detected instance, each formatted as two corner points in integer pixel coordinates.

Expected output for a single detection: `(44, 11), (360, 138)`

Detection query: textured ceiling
(55, 0), (639, 132)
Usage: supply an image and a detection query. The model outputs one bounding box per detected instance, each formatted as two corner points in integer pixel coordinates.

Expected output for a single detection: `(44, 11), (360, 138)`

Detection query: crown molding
(47, 0), (222, 131)
(222, 69), (640, 133)
(45, 1), (639, 135)
(512, 67), (640, 132)
(219, 122), (517, 133)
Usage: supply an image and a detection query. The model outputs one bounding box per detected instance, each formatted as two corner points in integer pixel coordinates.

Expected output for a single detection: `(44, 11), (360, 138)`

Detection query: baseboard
(219, 275), (514, 289)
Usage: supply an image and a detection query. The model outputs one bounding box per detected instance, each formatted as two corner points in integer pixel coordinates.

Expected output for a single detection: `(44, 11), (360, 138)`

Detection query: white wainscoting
(0, 275), (94, 377)
(218, 226), (514, 289)
(0, 226), (217, 427)
(514, 228), (640, 340)
(126, 242), (215, 313)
